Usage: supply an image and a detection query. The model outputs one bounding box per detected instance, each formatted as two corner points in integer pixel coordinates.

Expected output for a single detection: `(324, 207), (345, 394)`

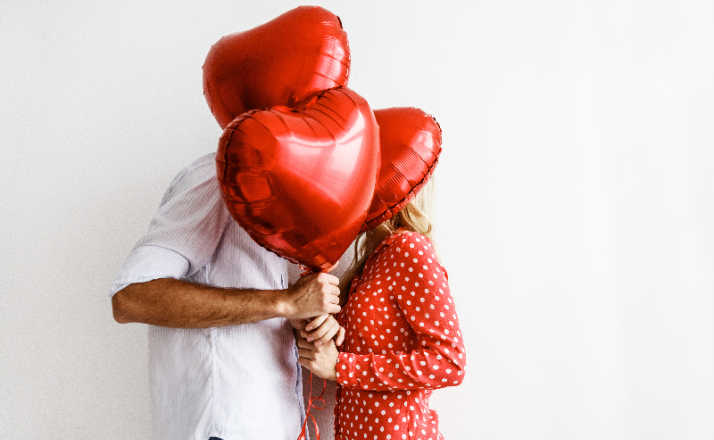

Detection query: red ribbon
(297, 371), (327, 440)
(296, 262), (328, 440)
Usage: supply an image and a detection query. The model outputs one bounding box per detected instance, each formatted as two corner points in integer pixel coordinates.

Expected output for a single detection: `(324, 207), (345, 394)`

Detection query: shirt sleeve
(108, 154), (231, 297)
(335, 231), (467, 391)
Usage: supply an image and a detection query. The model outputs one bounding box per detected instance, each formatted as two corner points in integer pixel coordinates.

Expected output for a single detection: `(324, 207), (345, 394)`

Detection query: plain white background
(1, 0), (712, 439)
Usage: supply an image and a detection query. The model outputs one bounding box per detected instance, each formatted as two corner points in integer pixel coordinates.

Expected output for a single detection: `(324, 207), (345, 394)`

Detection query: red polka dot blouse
(334, 229), (466, 440)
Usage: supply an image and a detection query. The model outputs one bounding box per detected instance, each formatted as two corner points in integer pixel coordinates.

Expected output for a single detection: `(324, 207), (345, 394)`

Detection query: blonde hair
(339, 176), (438, 292)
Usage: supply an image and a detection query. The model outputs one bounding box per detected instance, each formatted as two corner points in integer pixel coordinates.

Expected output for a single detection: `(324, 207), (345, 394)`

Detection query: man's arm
(112, 272), (341, 328)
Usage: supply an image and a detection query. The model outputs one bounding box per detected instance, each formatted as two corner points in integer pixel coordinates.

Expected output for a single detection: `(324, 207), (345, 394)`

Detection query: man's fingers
(305, 314), (329, 332)
(321, 283), (341, 297)
(321, 285), (340, 310)
(317, 272), (339, 286)
(325, 303), (341, 314)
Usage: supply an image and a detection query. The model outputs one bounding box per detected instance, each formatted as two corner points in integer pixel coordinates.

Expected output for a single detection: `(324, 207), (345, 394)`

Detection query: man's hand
(282, 271), (341, 320)
(297, 335), (338, 381)
(300, 314), (346, 346)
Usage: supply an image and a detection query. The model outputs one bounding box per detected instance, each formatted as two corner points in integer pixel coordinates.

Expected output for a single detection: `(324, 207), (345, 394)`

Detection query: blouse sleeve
(335, 231), (466, 391)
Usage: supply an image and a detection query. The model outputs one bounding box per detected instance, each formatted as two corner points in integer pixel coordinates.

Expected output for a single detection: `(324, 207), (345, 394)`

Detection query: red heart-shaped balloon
(363, 107), (442, 230)
(203, 6), (350, 129)
(216, 87), (380, 270)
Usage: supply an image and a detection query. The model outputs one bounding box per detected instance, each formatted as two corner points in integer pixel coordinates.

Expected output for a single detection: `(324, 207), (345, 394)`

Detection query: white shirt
(109, 152), (352, 440)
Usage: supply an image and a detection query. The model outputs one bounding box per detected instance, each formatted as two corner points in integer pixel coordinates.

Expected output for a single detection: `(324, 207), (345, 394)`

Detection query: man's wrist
(272, 289), (294, 318)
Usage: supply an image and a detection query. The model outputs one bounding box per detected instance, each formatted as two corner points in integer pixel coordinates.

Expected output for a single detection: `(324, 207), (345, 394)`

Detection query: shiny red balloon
(363, 107), (442, 231)
(216, 87), (380, 271)
(202, 6), (350, 129)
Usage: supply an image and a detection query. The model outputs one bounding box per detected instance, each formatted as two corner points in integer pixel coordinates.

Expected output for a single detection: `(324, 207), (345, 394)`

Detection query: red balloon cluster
(203, 6), (442, 271)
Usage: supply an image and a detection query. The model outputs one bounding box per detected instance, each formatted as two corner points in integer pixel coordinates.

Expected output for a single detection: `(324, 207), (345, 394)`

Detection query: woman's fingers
(298, 348), (315, 360)
(301, 315), (345, 345)
(335, 326), (346, 346)
(314, 322), (340, 345)
(298, 357), (314, 371)
(307, 318), (338, 343)
(305, 314), (328, 332)
(306, 320), (333, 342)
(296, 337), (315, 350)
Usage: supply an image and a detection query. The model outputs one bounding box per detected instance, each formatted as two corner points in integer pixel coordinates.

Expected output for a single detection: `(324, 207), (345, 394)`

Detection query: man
(109, 152), (352, 440)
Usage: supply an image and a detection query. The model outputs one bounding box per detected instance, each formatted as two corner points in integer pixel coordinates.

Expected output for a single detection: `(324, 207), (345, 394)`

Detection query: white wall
(1, 0), (712, 439)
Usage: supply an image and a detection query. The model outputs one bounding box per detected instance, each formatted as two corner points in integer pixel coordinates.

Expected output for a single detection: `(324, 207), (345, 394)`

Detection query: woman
(297, 178), (466, 440)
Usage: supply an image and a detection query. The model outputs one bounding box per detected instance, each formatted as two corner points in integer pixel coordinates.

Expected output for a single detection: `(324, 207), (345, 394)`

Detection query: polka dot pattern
(333, 230), (466, 440)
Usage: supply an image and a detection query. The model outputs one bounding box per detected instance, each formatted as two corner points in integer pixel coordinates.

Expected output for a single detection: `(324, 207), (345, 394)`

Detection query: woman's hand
(300, 314), (346, 346)
(297, 335), (338, 381)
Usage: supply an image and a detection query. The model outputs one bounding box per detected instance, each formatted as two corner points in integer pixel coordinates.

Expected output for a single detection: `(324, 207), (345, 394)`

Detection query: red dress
(334, 230), (466, 440)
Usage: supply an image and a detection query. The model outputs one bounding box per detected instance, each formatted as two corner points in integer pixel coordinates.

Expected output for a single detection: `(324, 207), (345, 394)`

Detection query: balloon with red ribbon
(203, 6), (351, 129)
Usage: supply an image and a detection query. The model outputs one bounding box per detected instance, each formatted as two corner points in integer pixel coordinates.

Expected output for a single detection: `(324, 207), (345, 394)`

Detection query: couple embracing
(109, 151), (465, 440)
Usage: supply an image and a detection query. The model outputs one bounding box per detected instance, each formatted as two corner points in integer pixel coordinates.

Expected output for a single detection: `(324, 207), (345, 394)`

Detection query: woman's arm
(334, 232), (466, 392)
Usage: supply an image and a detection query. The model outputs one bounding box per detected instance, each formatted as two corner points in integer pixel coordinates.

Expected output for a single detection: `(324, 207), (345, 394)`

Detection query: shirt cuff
(108, 244), (190, 297)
